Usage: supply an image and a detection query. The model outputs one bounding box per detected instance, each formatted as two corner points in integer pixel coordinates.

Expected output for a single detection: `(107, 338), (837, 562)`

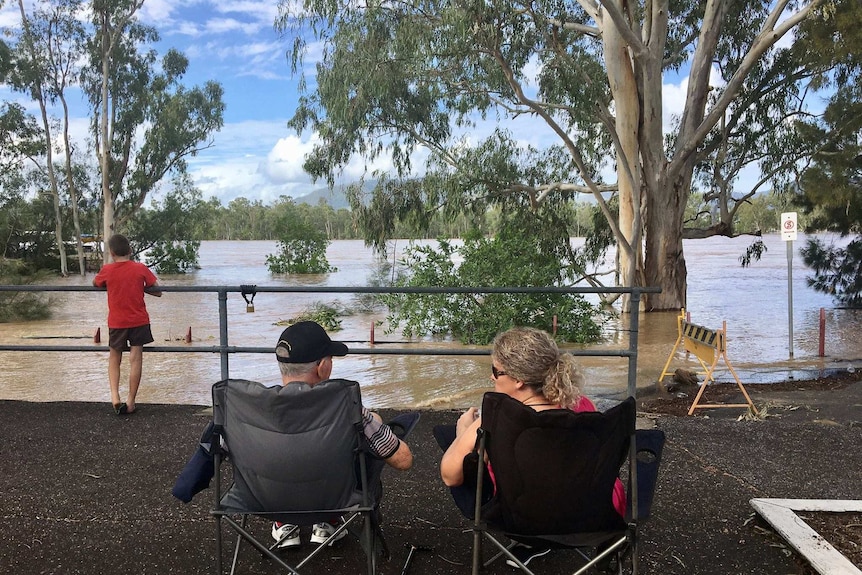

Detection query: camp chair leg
(229, 515), (248, 574)
(482, 540), (518, 568)
(295, 513), (361, 570)
(221, 515), (301, 575)
(215, 515), (222, 575)
(569, 534), (628, 575)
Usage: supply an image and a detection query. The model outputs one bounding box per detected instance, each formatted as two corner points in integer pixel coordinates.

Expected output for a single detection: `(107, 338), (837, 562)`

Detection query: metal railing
(0, 284), (661, 398)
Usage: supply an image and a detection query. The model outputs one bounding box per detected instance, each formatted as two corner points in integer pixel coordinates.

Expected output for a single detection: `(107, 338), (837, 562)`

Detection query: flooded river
(1, 234), (860, 408)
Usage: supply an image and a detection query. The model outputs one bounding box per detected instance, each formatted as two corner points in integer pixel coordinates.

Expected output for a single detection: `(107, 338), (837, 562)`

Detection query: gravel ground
(0, 375), (859, 574)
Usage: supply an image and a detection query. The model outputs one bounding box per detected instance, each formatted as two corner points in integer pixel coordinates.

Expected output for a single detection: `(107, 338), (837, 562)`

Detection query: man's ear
(316, 357), (332, 379)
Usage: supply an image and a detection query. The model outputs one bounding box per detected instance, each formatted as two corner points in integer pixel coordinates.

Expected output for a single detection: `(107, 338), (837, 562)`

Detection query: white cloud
(261, 135), (318, 183)
(662, 75), (688, 132)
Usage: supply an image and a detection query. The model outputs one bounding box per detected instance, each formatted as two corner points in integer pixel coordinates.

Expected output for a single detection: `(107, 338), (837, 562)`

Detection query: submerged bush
(383, 233), (610, 345)
(0, 258), (52, 322)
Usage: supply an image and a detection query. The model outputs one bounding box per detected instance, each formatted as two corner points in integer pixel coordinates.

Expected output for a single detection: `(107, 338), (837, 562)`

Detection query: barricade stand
(659, 309), (758, 416)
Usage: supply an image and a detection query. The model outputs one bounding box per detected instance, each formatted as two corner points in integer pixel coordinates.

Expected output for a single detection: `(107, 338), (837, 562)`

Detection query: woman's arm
(440, 408), (482, 487)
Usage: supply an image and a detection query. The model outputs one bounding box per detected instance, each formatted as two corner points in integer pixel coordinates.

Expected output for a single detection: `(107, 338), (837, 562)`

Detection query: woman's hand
(456, 407), (479, 436)
(441, 409), (482, 487)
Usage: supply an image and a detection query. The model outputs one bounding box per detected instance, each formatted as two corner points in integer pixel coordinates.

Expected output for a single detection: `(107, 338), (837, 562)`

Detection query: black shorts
(108, 325), (154, 351)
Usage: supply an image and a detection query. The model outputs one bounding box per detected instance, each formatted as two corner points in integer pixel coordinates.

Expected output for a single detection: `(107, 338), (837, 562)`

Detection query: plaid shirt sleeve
(361, 407), (400, 460)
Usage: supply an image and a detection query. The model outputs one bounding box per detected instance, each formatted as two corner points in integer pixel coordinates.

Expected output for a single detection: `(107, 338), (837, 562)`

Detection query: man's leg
(108, 347), (123, 407)
(127, 345), (143, 413)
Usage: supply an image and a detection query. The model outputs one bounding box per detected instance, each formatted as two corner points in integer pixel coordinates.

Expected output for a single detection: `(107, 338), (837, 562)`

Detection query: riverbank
(1, 375), (860, 574)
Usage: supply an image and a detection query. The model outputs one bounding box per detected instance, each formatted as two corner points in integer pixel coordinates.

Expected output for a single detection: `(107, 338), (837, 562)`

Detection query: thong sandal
(113, 402), (128, 415)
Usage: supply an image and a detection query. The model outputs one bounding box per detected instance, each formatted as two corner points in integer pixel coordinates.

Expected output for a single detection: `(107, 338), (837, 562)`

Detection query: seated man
(271, 321), (414, 548)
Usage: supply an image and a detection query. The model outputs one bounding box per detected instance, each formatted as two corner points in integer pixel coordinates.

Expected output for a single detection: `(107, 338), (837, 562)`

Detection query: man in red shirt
(93, 234), (161, 415)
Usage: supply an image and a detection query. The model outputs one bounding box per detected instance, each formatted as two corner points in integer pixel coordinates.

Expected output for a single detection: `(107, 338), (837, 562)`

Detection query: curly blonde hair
(491, 326), (584, 407)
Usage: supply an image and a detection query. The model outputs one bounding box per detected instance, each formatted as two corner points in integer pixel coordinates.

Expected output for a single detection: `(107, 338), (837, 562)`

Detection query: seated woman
(436, 326), (625, 567)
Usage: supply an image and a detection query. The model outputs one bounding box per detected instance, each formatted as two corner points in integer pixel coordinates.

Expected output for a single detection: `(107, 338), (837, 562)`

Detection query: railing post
(627, 289), (641, 532)
(218, 288), (229, 380)
(627, 290), (641, 400)
(819, 308), (826, 358)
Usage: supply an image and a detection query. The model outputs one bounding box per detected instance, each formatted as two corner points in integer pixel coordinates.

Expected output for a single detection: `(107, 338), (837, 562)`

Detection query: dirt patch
(638, 370), (862, 418)
(640, 370), (862, 573)
(796, 511), (862, 572)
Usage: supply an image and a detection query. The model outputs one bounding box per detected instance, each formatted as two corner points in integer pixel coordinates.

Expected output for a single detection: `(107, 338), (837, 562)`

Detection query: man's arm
(384, 439), (413, 470)
(364, 409), (413, 470)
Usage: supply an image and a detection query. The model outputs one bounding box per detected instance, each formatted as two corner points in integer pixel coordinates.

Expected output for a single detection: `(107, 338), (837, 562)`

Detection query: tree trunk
(643, 171), (689, 311)
(98, 11), (114, 262)
(59, 95), (87, 276)
(602, 0), (641, 296)
(17, 0), (67, 276)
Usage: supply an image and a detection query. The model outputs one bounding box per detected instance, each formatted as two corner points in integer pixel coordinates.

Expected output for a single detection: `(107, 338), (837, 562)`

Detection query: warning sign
(781, 212), (797, 242)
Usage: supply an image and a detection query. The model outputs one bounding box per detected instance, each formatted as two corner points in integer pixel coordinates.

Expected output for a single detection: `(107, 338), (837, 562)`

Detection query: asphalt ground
(0, 378), (860, 575)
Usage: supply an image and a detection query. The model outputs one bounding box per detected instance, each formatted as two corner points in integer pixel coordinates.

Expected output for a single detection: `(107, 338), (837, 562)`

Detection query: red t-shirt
(93, 260), (158, 329)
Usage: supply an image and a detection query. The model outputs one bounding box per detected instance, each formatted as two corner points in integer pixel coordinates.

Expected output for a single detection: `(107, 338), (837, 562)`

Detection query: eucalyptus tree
(9, 0), (77, 274)
(83, 0), (225, 262)
(278, 0), (832, 311)
(11, 0), (89, 275)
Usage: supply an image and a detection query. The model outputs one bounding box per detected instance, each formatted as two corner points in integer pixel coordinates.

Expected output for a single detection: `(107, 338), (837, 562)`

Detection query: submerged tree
(278, 0), (836, 311)
(266, 197), (335, 274)
(385, 226), (607, 345)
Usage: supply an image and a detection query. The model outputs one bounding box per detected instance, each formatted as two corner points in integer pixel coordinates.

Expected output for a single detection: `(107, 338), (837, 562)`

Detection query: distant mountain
(293, 181), (377, 210)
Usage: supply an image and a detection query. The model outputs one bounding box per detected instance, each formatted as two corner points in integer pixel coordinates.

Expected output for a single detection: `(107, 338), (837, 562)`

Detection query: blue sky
(1, 0), (797, 207)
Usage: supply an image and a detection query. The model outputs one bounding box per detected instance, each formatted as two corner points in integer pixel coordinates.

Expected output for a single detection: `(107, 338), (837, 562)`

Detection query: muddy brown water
(1, 235), (860, 408)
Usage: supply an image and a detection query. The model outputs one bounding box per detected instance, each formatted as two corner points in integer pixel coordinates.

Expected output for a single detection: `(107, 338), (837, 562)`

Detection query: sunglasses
(491, 365), (507, 379)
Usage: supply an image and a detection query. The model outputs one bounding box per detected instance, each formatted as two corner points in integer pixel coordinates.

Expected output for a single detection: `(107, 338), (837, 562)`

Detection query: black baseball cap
(275, 321), (348, 363)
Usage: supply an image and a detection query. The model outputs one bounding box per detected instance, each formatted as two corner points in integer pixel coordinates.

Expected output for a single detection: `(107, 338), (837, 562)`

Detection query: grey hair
(491, 326), (584, 407)
(276, 346), (319, 378)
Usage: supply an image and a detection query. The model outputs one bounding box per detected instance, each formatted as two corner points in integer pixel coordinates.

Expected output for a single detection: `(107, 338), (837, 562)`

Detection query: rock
(673, 368), (700, 386)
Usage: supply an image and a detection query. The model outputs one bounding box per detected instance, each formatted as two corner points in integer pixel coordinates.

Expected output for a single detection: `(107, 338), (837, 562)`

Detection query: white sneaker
(309, 522), (348, 545)
(271, 522), (301, 548)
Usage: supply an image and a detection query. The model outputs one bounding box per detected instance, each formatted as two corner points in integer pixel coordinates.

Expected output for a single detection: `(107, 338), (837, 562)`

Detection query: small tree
(266, 198), (335, 274)
(384, 228), (608, 345)
(266, 236), (334, 274)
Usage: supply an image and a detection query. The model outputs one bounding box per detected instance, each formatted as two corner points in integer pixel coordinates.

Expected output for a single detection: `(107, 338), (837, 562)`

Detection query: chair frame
(210, 379), (382, 575)
(469, 396), (661, 575)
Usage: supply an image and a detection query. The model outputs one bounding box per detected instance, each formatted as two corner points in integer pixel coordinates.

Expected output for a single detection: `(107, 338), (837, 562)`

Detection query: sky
(0, 0), (796, 208)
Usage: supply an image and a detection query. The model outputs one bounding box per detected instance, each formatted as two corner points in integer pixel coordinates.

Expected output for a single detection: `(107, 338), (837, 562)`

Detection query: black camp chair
(468, 393), (664, 575)
(210, 378), (386, 575)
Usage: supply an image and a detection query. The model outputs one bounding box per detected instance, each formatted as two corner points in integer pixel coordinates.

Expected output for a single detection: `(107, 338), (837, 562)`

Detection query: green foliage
(277, 302), (344, 332)
(278, 0), (841, 312)
(126, 175), (204, 274)
(266, 197), (336, 274)
(739, 238), (768, 268)
(0, 102), (44, 179)
(0, 258), (52, 322)
(791, 1), (862, 305)
(81, 7), (225, 233)
(801, 238), (862, 308)
(143, 240), (200, 274)
(266, 238), (334, 274)
(383, 231), (608, 345)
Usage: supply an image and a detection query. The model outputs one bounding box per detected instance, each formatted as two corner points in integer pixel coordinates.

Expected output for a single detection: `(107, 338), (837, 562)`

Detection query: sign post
(781, 212), (798, 358)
